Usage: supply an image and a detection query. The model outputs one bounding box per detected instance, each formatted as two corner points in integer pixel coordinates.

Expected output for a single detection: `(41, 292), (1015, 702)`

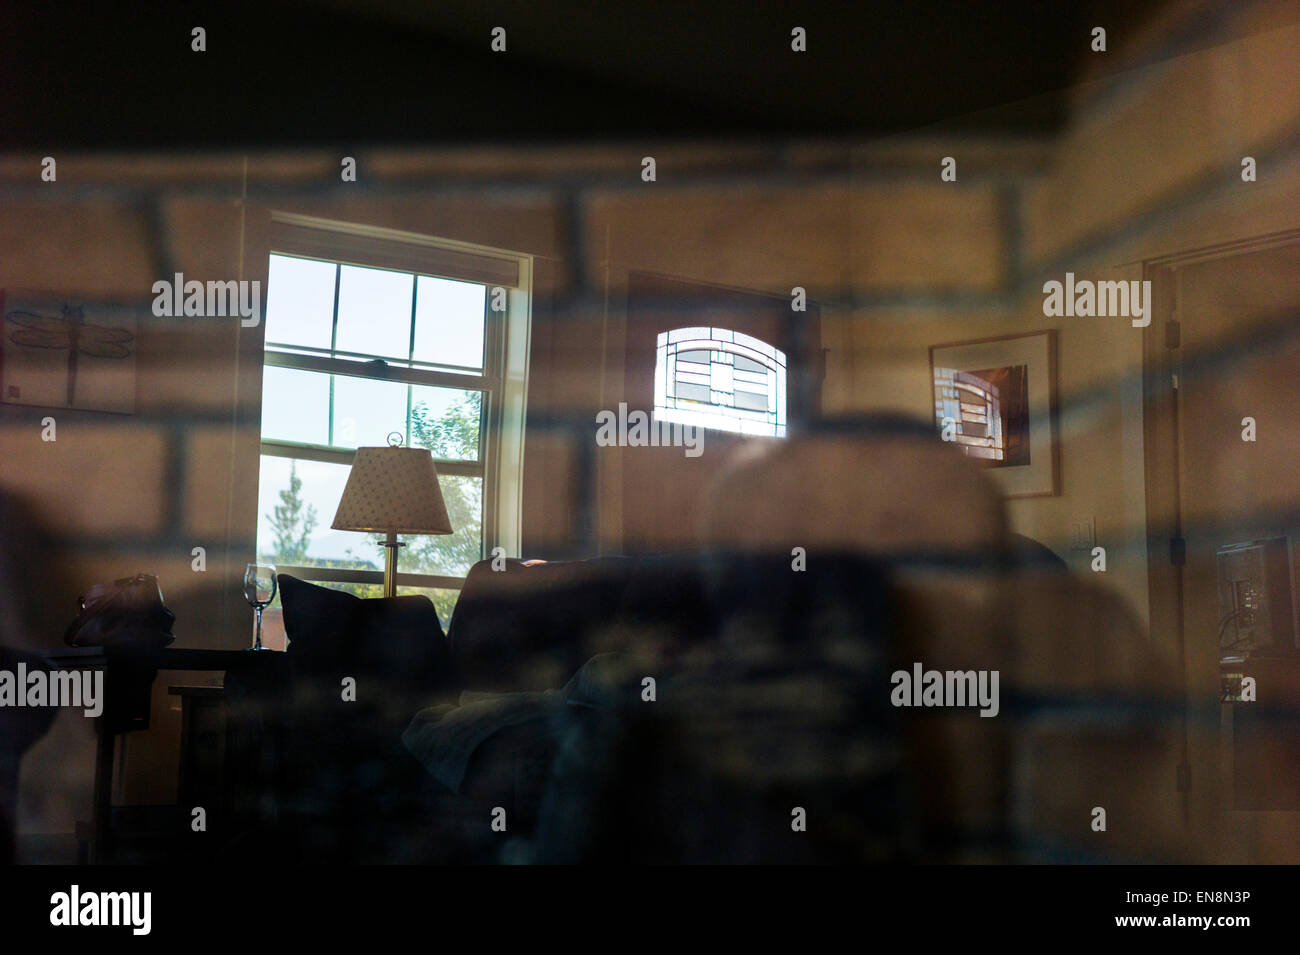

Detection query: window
(653, 327), (787, 436)
(256, 216), (531, 623)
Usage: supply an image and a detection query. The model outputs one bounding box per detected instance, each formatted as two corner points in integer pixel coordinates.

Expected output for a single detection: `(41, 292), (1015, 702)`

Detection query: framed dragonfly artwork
(0, 290), (138, 413)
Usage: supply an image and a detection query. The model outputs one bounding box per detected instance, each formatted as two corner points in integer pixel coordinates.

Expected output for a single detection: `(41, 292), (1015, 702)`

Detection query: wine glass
(244, 563), (278, 651)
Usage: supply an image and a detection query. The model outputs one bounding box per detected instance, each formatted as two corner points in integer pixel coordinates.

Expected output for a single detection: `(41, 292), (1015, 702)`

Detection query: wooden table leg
(91, 720), (115, 864)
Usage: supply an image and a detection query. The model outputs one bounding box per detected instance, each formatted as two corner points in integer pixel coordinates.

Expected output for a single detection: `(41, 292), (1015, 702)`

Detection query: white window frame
(258, 212), (531, 594)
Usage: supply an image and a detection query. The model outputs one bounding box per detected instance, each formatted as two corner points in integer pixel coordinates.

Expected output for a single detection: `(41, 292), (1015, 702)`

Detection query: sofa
(254, 424), (992, 863)
(244, 423), (1175, 864)
(265, 548), (909, 864)
(261, 555), (705, 861)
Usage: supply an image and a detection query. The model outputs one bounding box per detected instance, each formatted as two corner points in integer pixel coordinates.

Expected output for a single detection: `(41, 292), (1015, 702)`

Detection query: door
(1145, 237), (1300, 861)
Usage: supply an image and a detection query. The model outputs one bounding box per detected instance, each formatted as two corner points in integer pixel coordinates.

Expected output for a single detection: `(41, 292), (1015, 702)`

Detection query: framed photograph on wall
(929, 330), (1058, 498)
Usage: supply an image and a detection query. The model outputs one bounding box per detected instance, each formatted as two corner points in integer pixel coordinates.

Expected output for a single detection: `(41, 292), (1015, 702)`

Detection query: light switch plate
(1069, 517), (1097, 551)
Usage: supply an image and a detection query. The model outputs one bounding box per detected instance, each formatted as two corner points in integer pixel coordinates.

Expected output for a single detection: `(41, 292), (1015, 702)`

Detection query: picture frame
(0, 289), (138, 414)
(928, 330), (1059, 498)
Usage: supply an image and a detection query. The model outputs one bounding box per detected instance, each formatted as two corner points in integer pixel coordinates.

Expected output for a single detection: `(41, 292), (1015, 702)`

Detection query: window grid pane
(654, 327), (787, 437)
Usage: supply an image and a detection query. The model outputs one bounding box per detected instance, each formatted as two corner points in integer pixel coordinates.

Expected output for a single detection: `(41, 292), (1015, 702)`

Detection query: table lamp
(331, 441), (453, 597)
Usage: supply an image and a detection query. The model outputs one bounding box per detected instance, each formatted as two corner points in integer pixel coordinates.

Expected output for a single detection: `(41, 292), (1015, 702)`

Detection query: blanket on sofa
(401, 653), (625, 792)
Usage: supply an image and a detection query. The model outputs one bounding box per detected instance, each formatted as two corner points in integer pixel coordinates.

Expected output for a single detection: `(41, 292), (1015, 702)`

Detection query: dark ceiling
(0, 0), (1243, 150)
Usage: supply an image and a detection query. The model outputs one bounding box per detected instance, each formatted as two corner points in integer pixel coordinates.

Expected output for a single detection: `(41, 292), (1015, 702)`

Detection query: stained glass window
(933, 367), (1005, 460)
(654, 328), (787, 437)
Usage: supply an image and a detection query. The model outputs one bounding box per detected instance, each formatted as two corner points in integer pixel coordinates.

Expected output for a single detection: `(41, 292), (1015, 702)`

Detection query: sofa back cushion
(607, 554), (715, 665)
(532, 551), (908, 863)
(447, 557), (637, 691)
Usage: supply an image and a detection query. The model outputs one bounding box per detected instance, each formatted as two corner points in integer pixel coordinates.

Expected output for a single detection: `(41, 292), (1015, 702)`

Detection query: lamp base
(381, 531), (406, 598)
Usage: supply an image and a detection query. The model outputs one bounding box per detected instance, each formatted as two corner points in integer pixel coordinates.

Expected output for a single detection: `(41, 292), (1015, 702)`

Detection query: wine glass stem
(254, 605), (264, 651)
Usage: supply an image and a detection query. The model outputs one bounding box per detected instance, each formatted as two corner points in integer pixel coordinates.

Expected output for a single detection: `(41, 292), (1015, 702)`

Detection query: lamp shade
(331, 446), (454, 535)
